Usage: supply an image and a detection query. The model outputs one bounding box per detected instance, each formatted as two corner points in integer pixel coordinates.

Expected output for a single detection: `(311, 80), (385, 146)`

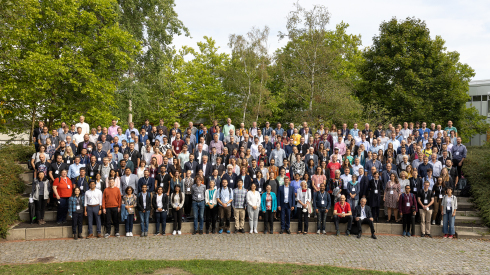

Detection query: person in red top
(102, 178), (122, 238)
(327, 154), (341, 179)
(53, 169), (73, 224)
(172, 133), (185, 156)
(333, 195), (353, 236)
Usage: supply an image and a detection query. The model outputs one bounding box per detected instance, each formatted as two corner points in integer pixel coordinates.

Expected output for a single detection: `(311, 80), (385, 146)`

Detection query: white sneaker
(254, 229), (258, 234)
(322, 230), (326, 234)
(317, 230), (320, 234)
(178, 230), (182, 235)
(130, 232), (133, 237)
(172, 230), (177, 235)
(126, 233), (129, 237)
(250, 230), (254, 234)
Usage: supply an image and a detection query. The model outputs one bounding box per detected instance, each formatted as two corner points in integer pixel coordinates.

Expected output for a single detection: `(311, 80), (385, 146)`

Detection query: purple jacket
(398, 192), (418, 214)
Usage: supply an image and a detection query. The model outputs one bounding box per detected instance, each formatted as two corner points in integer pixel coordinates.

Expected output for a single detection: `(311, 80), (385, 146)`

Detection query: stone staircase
(12, 163), (490, 240)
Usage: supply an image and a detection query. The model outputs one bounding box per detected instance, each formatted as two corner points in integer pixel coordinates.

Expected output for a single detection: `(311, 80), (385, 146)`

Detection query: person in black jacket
(152, 186), (168, 236)
(137, 184), (152, 237)
(367, 171), (382, 222)
(409, 170), (423, 223)
(315, 183), (331, 234)
(353, 198), (377, 239)
(155, 166), (171, 194)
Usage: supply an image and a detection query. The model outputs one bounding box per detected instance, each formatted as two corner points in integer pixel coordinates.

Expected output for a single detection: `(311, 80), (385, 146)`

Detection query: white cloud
(172, 0), (490, 79)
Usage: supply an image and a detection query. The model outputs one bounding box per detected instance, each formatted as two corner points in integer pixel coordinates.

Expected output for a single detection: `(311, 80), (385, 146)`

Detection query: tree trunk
(256, 64), (265, 121)
(29, 106), (37, 145)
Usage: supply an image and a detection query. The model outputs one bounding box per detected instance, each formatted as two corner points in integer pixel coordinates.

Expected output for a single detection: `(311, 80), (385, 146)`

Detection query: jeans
(280, 203), (292, 230)
(247, 206), (260, 231)
(34, 198), (46, 221)
(72, 212), (83, 234)
(298, 208), (308, 232)
(316, 208), (328, 231)
(125, 214), (134, 233)
(192, 201), (205, 230)
(155, 211), (167, 234)
(87, 205), (101, 234)
(139, 210), (150, 233)
(443, 208), (455, 235)
(56, 197), (69, 222)
(348, 198), (358, 209)
(105, 207), (119, 234)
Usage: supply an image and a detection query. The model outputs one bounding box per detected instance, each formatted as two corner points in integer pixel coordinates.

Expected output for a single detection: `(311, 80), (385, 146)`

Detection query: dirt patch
(152, 268), (192, 275)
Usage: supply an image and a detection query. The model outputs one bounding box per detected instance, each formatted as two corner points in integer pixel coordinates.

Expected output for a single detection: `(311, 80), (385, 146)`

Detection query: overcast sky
(172, 0), (490, 80)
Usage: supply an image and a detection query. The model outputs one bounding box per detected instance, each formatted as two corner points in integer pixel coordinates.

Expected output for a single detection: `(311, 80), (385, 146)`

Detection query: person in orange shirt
(102, 178), (121, 238)
(291, 128), (301, 146)
(53, 169), (73, 224)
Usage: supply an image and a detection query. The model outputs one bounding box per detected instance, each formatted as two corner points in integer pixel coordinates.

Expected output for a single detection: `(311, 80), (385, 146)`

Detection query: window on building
(473, 95), (482, 101)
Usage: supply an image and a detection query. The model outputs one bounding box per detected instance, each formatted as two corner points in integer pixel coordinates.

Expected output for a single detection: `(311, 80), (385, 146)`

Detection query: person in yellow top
(423, 143), (432, 158)
(291, 128), (301, 146)
(237, 123), (249, 137)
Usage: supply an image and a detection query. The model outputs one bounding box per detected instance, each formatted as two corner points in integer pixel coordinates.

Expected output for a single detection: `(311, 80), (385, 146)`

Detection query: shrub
(464, 145), (490, 227)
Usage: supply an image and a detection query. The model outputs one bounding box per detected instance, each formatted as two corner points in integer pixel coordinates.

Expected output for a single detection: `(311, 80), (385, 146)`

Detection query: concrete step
(18, 163), (28, 170)
(19, 172), (33, 183)
(457, 197), (472, 203)
(455, 216), (483, 225)
(457, 201), (475, 210)
(456, 210), (479, 217)
(456, 231), (490, 240)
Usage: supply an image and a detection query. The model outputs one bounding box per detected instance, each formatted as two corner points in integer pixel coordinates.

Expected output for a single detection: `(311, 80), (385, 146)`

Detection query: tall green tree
(0, 0), (140, 140)
(113, 0), (189, 126)
(356, 17), (477, 129)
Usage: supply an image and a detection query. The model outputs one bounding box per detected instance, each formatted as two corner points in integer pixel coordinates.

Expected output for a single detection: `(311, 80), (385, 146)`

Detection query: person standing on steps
(315, 183), (331, 235)
(84, 180), (103, 238)
(217, 179), (233, 234)
(68, 187), (84, 240)
(261, 184), (277, 234)
(417, 181), (434, 238)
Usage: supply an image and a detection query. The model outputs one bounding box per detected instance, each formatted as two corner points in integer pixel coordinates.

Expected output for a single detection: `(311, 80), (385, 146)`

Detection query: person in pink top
(108, 119), (119, 137)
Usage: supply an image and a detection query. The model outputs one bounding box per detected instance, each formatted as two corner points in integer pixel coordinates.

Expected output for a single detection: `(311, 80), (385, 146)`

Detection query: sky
(172, 0), (490, 80)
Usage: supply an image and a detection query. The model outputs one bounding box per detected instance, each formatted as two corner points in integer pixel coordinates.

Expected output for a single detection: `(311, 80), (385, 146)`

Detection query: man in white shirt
(84, 180), (102, 238)
(72, 127), (84, 145)
(351, 157), (363, 177)
(75, 116), (90, 136)
(250, 137), (261, 160)
(400, 122), (412, 140)
(340, 168), (352, 190)
(430, 153), (443, 178)
(385, 132), (401, 152)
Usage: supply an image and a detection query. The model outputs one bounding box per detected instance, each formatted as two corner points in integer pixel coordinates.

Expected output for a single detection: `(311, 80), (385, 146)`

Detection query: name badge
(455, 152), (459, 155)
(129, 157), (132, 160)
(447, 206), (451, 210)
(321, 200), (325, 204)
(160, 183), (163, 187)
(253, 175), (256, 178)
(275, 156), (278, 158)
(390, 190), (394, 195)
(426, 207), (429, 211)
(176, 147), (179, 150)
(55, 170), (59, 174)
(406, 202), (410, 207)
(187, 188), (191, 192)
(152, 139), (155, 142)
(267, 201), (271, 206)
(413, 188), (417, 192)
(198, 194), (202, 199)
(374, 190), (378, 194)
(67, 185), (70, 189)
(76, 205), (80, 210)
(310, 156), (313, 159)
(90, 172), (94, 176)
(151, 174), (154, 178)
(230, 180), (233, 183)
(342, 211), (345, 214)
(352, 188), (355, 192)
(98, 157), (101, 161)
(286, 169), (289, 173)
(424, 199), (428, 204)
(300, 150), (302, 154)
(439, 194), (443, 199)
(67, 160), (70, 164)
(258, 188), (262, 192)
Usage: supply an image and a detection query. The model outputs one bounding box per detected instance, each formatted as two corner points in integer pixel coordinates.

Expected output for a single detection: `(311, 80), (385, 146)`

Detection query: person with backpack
(398, 185), (417, 237)
(137, 184), (152, 237)
(217, 179), (233, 234)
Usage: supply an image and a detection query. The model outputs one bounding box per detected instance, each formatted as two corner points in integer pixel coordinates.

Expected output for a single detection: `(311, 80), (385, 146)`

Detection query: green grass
(0, 260), (404, 275)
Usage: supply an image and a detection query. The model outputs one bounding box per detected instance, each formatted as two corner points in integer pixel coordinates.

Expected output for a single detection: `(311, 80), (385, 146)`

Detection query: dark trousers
(87, 205), (101, 234)
(264, 210), (273, 232)
(333, 215), (353, 231)
(280, 203), (292, 230)
(72, 212), (83, 234)
(317, 208), (328, 231)
(56, 197), (69, 223)
(356, 218), (375, 234)
(125, 214), (134, 232)
(172, 208), (183, 230)
(453, 158), (463, 179)
(402, 213), (415, 235)
(371, 207), (379, 221)
(219, 206), (231, 231)
(34, 198), (47, 221)
(298, 208), (308, 232)
(205, 206), (218, 230)
(105, 207), (119, 234)
(184, 194), (192, 217)
(155, 211), (167, 233)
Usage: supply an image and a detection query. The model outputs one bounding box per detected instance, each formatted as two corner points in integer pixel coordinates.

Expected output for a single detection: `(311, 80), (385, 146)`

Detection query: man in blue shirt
(217, 179), (233, 234)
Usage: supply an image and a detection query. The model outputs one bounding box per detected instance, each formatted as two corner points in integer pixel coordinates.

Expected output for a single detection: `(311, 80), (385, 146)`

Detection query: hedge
(0, 144), (35, 238)
(464, 144), (490, 228)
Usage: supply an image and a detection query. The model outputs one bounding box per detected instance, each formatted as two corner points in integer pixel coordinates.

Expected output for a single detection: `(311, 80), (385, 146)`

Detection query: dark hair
(72, 187), (81, 197)
(173, 185), (183, 203)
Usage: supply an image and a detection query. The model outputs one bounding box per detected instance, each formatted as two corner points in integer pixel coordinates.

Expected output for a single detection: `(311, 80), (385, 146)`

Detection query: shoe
(130, 232), (133, 237)
(421, 234), (424, 238)
(126, 233), (129, 237)
(115, 233), (120, 237)
(86, 234), (93, 239)
(74, 234), (78, 240)
(172, 230), (177, 235)
(357, 233), (361, 239)
(206, 228), (209, 234)
(226, 230), (230, 234)
(57, 222), (62, 225)
(104, 233), (110, 238)
(250, 229), (254, 234)
(375, 217), (379, 223)
(336, 230), (340, 236)
(322, 230), (326, 234)
(402, 231), (406, 237)
(212, 229), (216, 234)
(280, 230), (284, 234)
(140, 233), (145, 237)
(371, 234), (377, 239)
(263, 230), (267, 234)
(218, 229), (223, 234)
(78, 233), (82, 239)
(297, 231), (301, 234)
(155, 233), (161, 236)
(407, 232), (411, 237)
(162, 233), (166, 236)
(449, 235), (453, 239)
(254, 229), (259, 234)
(233, 230), (237, 234)
(97, 234), (102, 238)
(199, 230), (203, 235)
(345, 230), (350, 236)
(286, 229), (291, 234)
(303, 232), (307, 235)
(193, 231), (197, 235)
(426, 234), (432, 238)
(431, 221), (435, 225)
(270, 230), (273, 234)
(178, 230), (182, 235)
(443, 234), (448, 239)
(317, 230), (320, 234)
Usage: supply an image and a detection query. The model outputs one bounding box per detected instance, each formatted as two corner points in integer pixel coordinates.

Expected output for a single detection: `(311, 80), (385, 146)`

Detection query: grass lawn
(0, 259), (404, 274)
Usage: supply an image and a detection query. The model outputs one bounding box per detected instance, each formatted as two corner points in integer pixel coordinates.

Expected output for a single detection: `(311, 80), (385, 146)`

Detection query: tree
(113, 0), (189, 126)
(275, 2), (363, 124)
(356, 17), (476, 129)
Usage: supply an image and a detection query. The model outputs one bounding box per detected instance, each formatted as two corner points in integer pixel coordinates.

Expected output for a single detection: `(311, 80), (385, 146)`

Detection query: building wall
(467, 79), (490, 146)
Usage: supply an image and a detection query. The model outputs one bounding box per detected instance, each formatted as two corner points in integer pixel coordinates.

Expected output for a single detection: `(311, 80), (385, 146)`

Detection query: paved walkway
(1, 234), (489, 274)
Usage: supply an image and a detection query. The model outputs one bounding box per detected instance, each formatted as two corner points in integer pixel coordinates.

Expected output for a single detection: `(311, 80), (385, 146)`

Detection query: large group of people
(30, 117), (462, 239)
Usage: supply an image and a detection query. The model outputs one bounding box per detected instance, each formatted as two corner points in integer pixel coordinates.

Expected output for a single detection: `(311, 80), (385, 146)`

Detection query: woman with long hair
(31, 171), (50, 225)
(122, 186), (137, 237)
(68, 187), (84, 239)
(383, 173), (401, 223)
(171, 185), (185, 235)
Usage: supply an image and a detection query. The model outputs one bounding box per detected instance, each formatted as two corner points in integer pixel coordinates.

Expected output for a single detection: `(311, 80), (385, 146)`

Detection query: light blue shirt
(125, 128), (139, 140)
(115, 134), (128, 143)
(68, 163), (85, 179)
(350, 128), (359, 138)
(218, 187), (234, 207)
(385, 138), (400, 151)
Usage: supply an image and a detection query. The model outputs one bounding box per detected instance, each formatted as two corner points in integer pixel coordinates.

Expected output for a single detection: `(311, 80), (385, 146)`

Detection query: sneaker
(218, 229), (223, 234)
(317, 230), (320, 234)
(140, 233), (145, 237)
(193, 231), (197, 235)
(178, 230), (181, 235)
(322, 230), (326, 234)
(115, 233), (120, 237)
(443, 234), (448, 238)
(286, 229), (291, 234)
(345, 230), (350, 236)
(407, 232), (411, 237)
(104, 233), (110, 238)
(126, 233), (129, 237)
(431, 221), (435, 225)
(155, 233), (161, 236)
(336, 230), (340, 236)
(226, 230), (230, 234)
(250, 230), (254, 234)
(402, 231), (406, 237)
(280, 230), (284, 234)
(449, 235), (453, 239)
(371, 234), (377, 239)
(172, 230), (177, 235)
(254, 229), (258, 234)
(130, 232), (133, 237)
